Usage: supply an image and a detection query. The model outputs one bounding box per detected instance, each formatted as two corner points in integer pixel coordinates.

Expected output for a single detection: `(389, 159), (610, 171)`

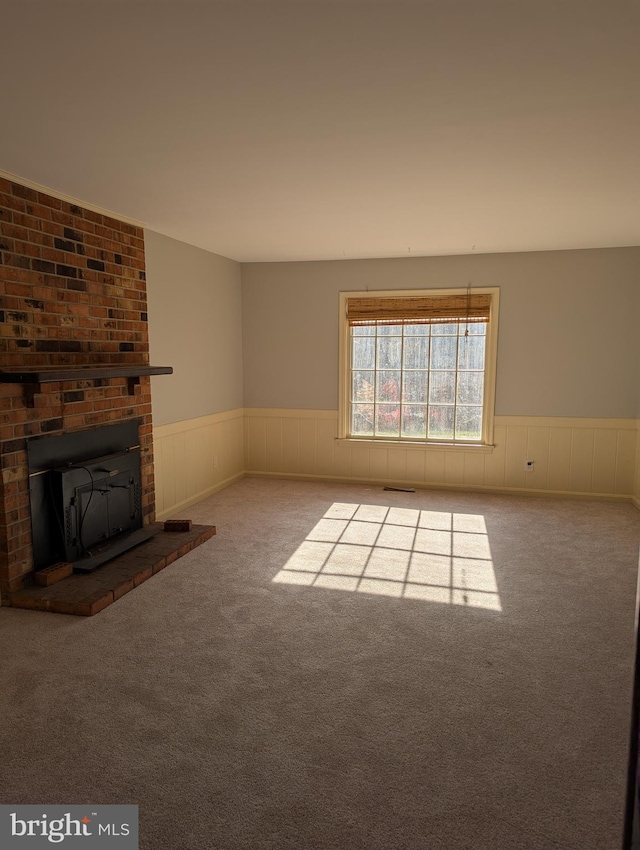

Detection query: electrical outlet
(213, 455), (218, 469)
(524, 460), (534, 472)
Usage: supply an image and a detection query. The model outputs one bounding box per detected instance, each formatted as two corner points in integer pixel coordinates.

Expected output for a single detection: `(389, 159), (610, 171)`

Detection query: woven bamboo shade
(346, 293), (491, 325)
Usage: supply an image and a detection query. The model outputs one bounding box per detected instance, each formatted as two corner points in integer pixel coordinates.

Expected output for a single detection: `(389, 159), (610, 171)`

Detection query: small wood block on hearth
(163, 519), (193, 532)
(34, 562), (73, 587)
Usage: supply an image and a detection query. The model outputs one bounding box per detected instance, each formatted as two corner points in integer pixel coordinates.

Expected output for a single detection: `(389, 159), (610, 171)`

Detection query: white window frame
(338, 287), (500, 450)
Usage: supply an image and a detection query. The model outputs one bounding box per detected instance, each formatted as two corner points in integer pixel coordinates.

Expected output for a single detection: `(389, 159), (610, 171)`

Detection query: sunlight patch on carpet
(272, 503), (502, 611)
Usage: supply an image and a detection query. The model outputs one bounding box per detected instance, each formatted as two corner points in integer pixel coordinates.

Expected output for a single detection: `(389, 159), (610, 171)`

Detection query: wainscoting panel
(153, 409), (244, 519)
(633, 428), (640, 510)
(154, 409), (640, 514)
(244, 409), (639, 501)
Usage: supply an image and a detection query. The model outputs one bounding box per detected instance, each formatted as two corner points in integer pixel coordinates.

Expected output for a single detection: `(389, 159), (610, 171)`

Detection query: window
(339, 288), (499, 446)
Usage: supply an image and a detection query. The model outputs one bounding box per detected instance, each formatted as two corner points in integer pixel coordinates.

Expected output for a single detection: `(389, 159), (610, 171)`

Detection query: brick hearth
(10, 524), (216, 616)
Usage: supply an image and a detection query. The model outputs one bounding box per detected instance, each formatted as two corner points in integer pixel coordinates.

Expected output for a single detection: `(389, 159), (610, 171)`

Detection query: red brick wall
(0, 176), (155, 599)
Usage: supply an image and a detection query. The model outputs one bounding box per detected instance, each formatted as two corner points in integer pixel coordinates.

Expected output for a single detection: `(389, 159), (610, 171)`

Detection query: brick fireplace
(0, 176), (157, 602)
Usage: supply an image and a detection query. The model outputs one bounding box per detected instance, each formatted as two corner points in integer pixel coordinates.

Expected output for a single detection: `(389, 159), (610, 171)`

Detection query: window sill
(336, 438), (495, 453)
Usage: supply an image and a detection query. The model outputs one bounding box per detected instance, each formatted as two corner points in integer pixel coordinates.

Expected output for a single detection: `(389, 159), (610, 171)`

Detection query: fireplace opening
(27, 421), (158, 574)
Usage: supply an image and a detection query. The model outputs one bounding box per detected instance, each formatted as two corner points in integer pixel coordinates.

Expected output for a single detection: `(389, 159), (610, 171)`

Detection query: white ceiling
(1, 0), (638, 262)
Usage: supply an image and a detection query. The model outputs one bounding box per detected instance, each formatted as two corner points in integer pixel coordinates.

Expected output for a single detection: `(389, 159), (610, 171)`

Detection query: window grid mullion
(424, 327), (430, 439)
(399, 325), (405, 438)
(426, 327), (432, 439)
(373, 324), (379, 437)
(453, 328), (460, 440)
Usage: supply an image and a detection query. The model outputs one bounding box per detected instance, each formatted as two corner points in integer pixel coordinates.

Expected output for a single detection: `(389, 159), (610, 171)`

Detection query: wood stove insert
(27, 420), (158, 574)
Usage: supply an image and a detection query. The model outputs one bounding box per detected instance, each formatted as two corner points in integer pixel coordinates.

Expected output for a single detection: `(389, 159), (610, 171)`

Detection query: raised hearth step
(9, 524), (216, 616)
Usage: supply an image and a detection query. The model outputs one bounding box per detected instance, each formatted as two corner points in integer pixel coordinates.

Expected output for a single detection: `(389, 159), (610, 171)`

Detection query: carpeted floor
(1, 478), (639, 849)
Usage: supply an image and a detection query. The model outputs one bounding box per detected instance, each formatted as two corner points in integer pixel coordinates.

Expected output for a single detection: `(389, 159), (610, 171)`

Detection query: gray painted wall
(145, 230), (243, 426)
(242, 247), (640, 418)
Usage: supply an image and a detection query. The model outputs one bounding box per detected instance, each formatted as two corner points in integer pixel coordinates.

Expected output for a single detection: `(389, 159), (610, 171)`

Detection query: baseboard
(156, 472), (245, 520)
(244, 470), (634, 504)
(632, 496), (640, 512)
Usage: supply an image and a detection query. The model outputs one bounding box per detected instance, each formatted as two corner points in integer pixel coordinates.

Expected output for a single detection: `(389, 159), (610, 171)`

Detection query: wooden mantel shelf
(0, 365), (173, 406)
(0, 365), (173, 383)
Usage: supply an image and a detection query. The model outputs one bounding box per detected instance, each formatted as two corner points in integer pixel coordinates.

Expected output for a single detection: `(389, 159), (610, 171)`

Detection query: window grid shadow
(273, 503), (501, 610)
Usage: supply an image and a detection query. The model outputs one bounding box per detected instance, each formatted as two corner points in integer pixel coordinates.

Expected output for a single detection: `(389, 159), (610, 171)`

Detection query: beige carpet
(1, 478), (639, 849)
